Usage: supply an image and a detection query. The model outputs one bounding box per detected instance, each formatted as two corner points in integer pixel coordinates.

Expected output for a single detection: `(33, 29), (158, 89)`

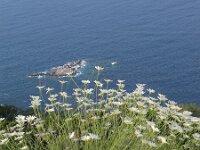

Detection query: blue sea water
(0, 0), (200, 108)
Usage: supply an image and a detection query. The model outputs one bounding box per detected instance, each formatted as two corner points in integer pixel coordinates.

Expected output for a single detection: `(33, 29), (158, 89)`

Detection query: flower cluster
(0, 66), (199, 149)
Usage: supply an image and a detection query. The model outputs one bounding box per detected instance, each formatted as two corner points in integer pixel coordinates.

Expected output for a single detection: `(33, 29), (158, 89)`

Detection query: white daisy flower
(157, 136), (168, 144)
(82, 80), (90, 85)
(80, 133), (100, 141)
(129, 107), (140, 113)
(69, 132), (75, 139)
(95, 66), (104, 72)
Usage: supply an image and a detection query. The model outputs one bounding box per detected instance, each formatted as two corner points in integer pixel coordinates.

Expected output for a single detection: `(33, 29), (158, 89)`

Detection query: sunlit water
(0, 0), (200, 108)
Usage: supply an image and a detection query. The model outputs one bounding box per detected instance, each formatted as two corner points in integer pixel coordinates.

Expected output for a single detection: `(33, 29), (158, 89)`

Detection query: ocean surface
(0, 0), (200, 108)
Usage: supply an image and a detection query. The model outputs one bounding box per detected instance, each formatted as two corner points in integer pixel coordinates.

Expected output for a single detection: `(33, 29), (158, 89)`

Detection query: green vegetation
(0, 66), (200, 150)
(179, 103), (200, 117)
(0, 105), (34, 121)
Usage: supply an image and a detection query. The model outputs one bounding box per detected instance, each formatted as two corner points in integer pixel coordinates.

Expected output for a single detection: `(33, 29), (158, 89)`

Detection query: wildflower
(136, 84), (146, 90)
(112, 101), (124, 106)
(136, 101), (146, 107)
(54, 102), (62, 106)
(0, 118), (5, 122)
(91, 116), (101, 120)
(169, 122), (184, 133)
(74, 88), (81, 92)
(149, 97), (158, 101)
(94, 80), (103, 87)
(73, 88), (81, 96)
(133, 84), (146, 95)
(117, 80), (125, 83)
(95, 66), (104, 72)
(36, 85), (45, 90)
(36, 123), (43, 129)
(69, 132), (75, 139)
(182, 111), (192, 118)
(16, 115), (26, 127)
(158, 94), (168, 101)
(129, 107), (140, 113)
(46, 108), (55, 113)
(26, 116), (36, 125)
(111, 109), (121, 115)
(104, 79), (113, 83)
(184, 126), (193, 132)
(48, 97), (56, 102)
(105, 122), (111, 127)
(182, 111), (192, 116)
(65, 118), (72, 122)
(46, 87), (54, 94)
(0, 138), (9, 145)
(117, 83), (125, 89)
(82, 80), (90, 85)
(190, 117), (200, 122)
(168, 104), (182, 111)
(137, 125), (146, 130)
(99, 89), (109, 94)
(30, 97), (42, 109)
(123, 117), (133, 125)
(133, 90), (143, 95)
(50, 94), (58, 98)
(104, 104), (112, 109)
(146, 99), (155, 105)
(30, 95), (40, 100)
(48, 94), (58, 102)
(59, 80), (68, 85)
(21, 146), (29, 150)
(66, 108), (73, 111)
(147, 88), (155, 94)
(135, 130), (143, 138)
(147, 121), (159, 132)
(4, 131), (22, 137)
(76, 97), (84, 103)
(62, 103), (72, 108)
(195, 143), (200, 147)
(192, 133), (200, 141)
(60, 92), (68, 99)
(35, 132), (50, 137)
(81, 133), (100, 141)
(15, 136), (23, 140)
(81, 119), (86, 122)
(0, 130), (5, 134)
(120, 89), (126, 93)
(140, 109), (147, 115)
(157, 136), (168, 144)
(83, 88), (94, 95)
(183, 134), (189, 139)
(142, 140), (157, 147)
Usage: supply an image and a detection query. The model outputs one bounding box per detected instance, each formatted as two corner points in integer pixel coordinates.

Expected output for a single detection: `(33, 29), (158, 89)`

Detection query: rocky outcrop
(30, 60), (83, 77)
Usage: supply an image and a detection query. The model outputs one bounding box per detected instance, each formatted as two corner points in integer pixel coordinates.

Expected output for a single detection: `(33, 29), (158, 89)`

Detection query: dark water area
(0, 0), (200, 108)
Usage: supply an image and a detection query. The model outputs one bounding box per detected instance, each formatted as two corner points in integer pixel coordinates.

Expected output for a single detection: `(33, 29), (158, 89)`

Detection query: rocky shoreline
(30, 60), (83, 77)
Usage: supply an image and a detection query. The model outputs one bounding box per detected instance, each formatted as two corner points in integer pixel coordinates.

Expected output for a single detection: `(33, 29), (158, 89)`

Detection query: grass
(0, 66), (200, 150)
